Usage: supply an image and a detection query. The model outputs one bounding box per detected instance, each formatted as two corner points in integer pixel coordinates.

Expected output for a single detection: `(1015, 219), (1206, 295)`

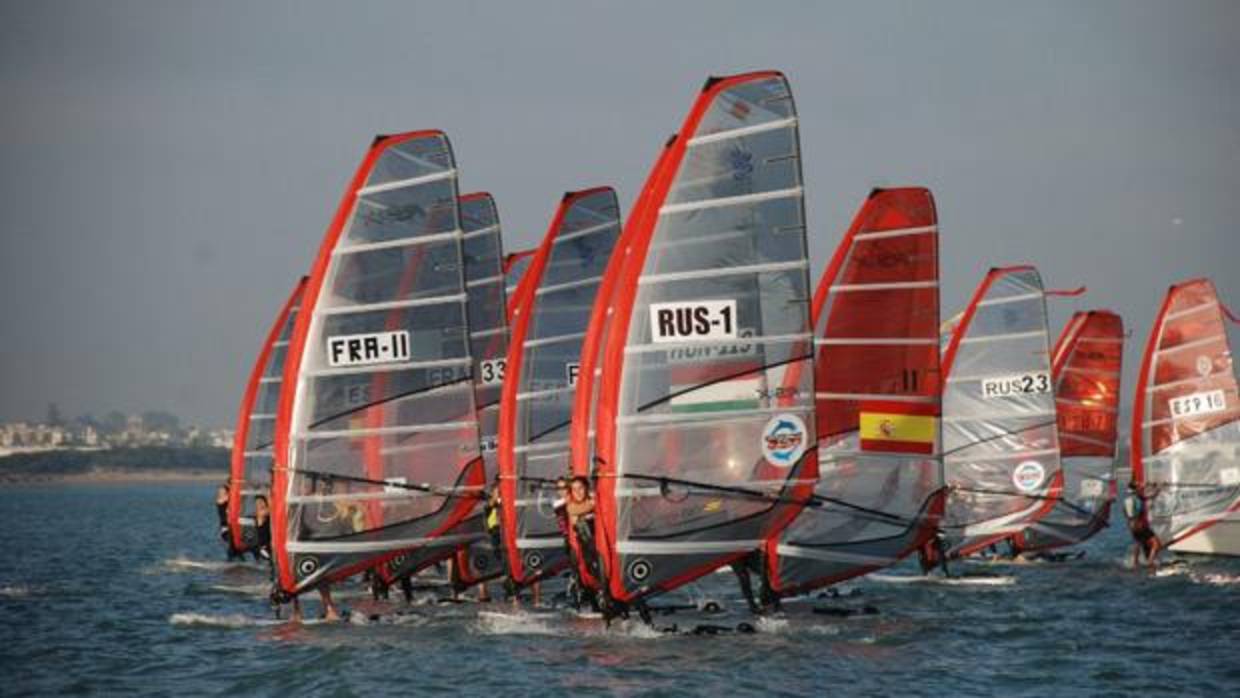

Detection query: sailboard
(1132, 278), (1240, 556)
(498, 187), (622, 588)
(270, 131), (485, 597)
(764, 187), (943, 598)
(1009, 310), (1124, 553)
(939, 266), (1063, 559)
(227, 276), (308, 552)
(591, 71), (817, 612)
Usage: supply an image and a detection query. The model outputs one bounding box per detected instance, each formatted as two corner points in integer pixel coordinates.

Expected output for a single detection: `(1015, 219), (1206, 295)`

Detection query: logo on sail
(1012, 461), (1046, 493)
(761, 414), (807, 467)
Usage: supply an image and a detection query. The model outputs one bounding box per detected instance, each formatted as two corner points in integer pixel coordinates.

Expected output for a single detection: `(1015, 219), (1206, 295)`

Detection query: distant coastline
(0, 446), (228, 486)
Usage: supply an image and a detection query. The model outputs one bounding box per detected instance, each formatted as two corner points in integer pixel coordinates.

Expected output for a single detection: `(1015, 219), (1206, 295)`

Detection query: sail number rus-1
(327, 330), (412, 368)
(649, 300), (737, 343)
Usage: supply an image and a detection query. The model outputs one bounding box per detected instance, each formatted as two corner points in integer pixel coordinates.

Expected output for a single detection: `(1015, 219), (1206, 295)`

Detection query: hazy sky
(1, 1), (1237, 426)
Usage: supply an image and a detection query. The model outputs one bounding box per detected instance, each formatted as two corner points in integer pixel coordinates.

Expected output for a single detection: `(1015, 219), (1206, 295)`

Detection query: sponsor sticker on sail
(761, 413), (808, 468)
(858, 401), (937, 455)
(1012, 461), (1046, 493)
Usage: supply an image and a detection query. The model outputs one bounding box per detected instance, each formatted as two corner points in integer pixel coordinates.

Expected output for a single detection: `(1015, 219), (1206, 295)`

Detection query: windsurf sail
(1010, 310), (1124, 553)
(940, 266), (1063, 559)
(270, 131), (484, 596)
(376, 192), (512, 586)
(498, 187), (621, 587)
(764, 187), (943, 597)
(1132, 278), (1240, 552)
(228, 276), (308, 552)
(592, 71), (817, 609)
(567, 138), (679, 591)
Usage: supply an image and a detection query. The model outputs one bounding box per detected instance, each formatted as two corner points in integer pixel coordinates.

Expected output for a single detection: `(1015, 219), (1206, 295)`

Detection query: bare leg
(478, 583), (491, 603)
(291, 596), (303, 623)
(1147, 540), (1162, 573)
(319, 586), (340, 621)
(532, 581), (541, 607)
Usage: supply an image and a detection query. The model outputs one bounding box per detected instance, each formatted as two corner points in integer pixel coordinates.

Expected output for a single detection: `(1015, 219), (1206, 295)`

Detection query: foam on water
(473, 609), (560, 636)
(867, 574), (1016, 587)
(0, 584), (36, 598)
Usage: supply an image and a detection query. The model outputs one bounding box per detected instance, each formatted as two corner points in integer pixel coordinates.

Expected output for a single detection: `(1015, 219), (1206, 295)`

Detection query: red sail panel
(1132, 278), (1240, 546)
(765, 187), (943, 596)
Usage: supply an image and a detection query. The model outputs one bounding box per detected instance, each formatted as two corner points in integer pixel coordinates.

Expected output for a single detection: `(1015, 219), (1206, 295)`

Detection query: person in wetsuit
(215, 483), (243, 561)
(251, 495), (272, 563)
(1123, 481), (1162, 571)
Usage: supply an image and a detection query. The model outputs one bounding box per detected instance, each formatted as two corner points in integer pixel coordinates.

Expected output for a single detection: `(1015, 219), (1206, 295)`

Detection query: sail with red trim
(380, 192), (511, 585)
(592, 72), (817, 608)
(227, 276), (308, 552)
(498, 187), (621, 587)
(271, 131), (484, 596)
(765, 188), (942, 596)
(1132, 278), (1240, 555)
(940, 266), (1062, 559)
(567, 139), (679, 591)
(1012, 310), (1123, 552)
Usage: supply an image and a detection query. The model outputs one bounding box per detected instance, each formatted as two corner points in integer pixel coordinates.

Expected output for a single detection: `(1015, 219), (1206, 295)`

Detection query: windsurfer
(1123, 482), (1161, 570)
(250, 495), (271, 562)
(215, 483), (243, 561)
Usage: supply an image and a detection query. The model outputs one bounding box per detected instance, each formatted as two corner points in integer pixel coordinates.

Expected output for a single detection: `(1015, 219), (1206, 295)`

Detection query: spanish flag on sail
(858, 400), (938, 455)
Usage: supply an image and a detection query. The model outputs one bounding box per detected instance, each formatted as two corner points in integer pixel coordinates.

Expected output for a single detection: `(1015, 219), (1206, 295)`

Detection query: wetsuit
(217, 500), (243, 560)
(253, 516), (272, 562)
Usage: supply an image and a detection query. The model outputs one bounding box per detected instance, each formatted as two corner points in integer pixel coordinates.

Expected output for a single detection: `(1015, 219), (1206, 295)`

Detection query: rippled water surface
(2, 483), (1238, 696)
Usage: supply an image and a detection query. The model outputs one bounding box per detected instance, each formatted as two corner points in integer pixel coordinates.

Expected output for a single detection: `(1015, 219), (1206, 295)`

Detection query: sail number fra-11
(327, 330), (411, 368)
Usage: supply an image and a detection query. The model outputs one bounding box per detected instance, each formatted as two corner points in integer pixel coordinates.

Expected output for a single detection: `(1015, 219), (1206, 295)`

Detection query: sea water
(1, 483), (1238, 696)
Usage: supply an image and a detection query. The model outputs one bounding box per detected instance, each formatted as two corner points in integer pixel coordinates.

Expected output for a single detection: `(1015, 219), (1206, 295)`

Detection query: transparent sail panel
(609, 74), (815, 598)
(941, 268), (1060, 552)
(280, 133), (482, 591)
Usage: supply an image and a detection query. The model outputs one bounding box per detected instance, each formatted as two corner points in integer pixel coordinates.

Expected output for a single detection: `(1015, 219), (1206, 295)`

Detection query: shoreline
(0, 468), (227, 486)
